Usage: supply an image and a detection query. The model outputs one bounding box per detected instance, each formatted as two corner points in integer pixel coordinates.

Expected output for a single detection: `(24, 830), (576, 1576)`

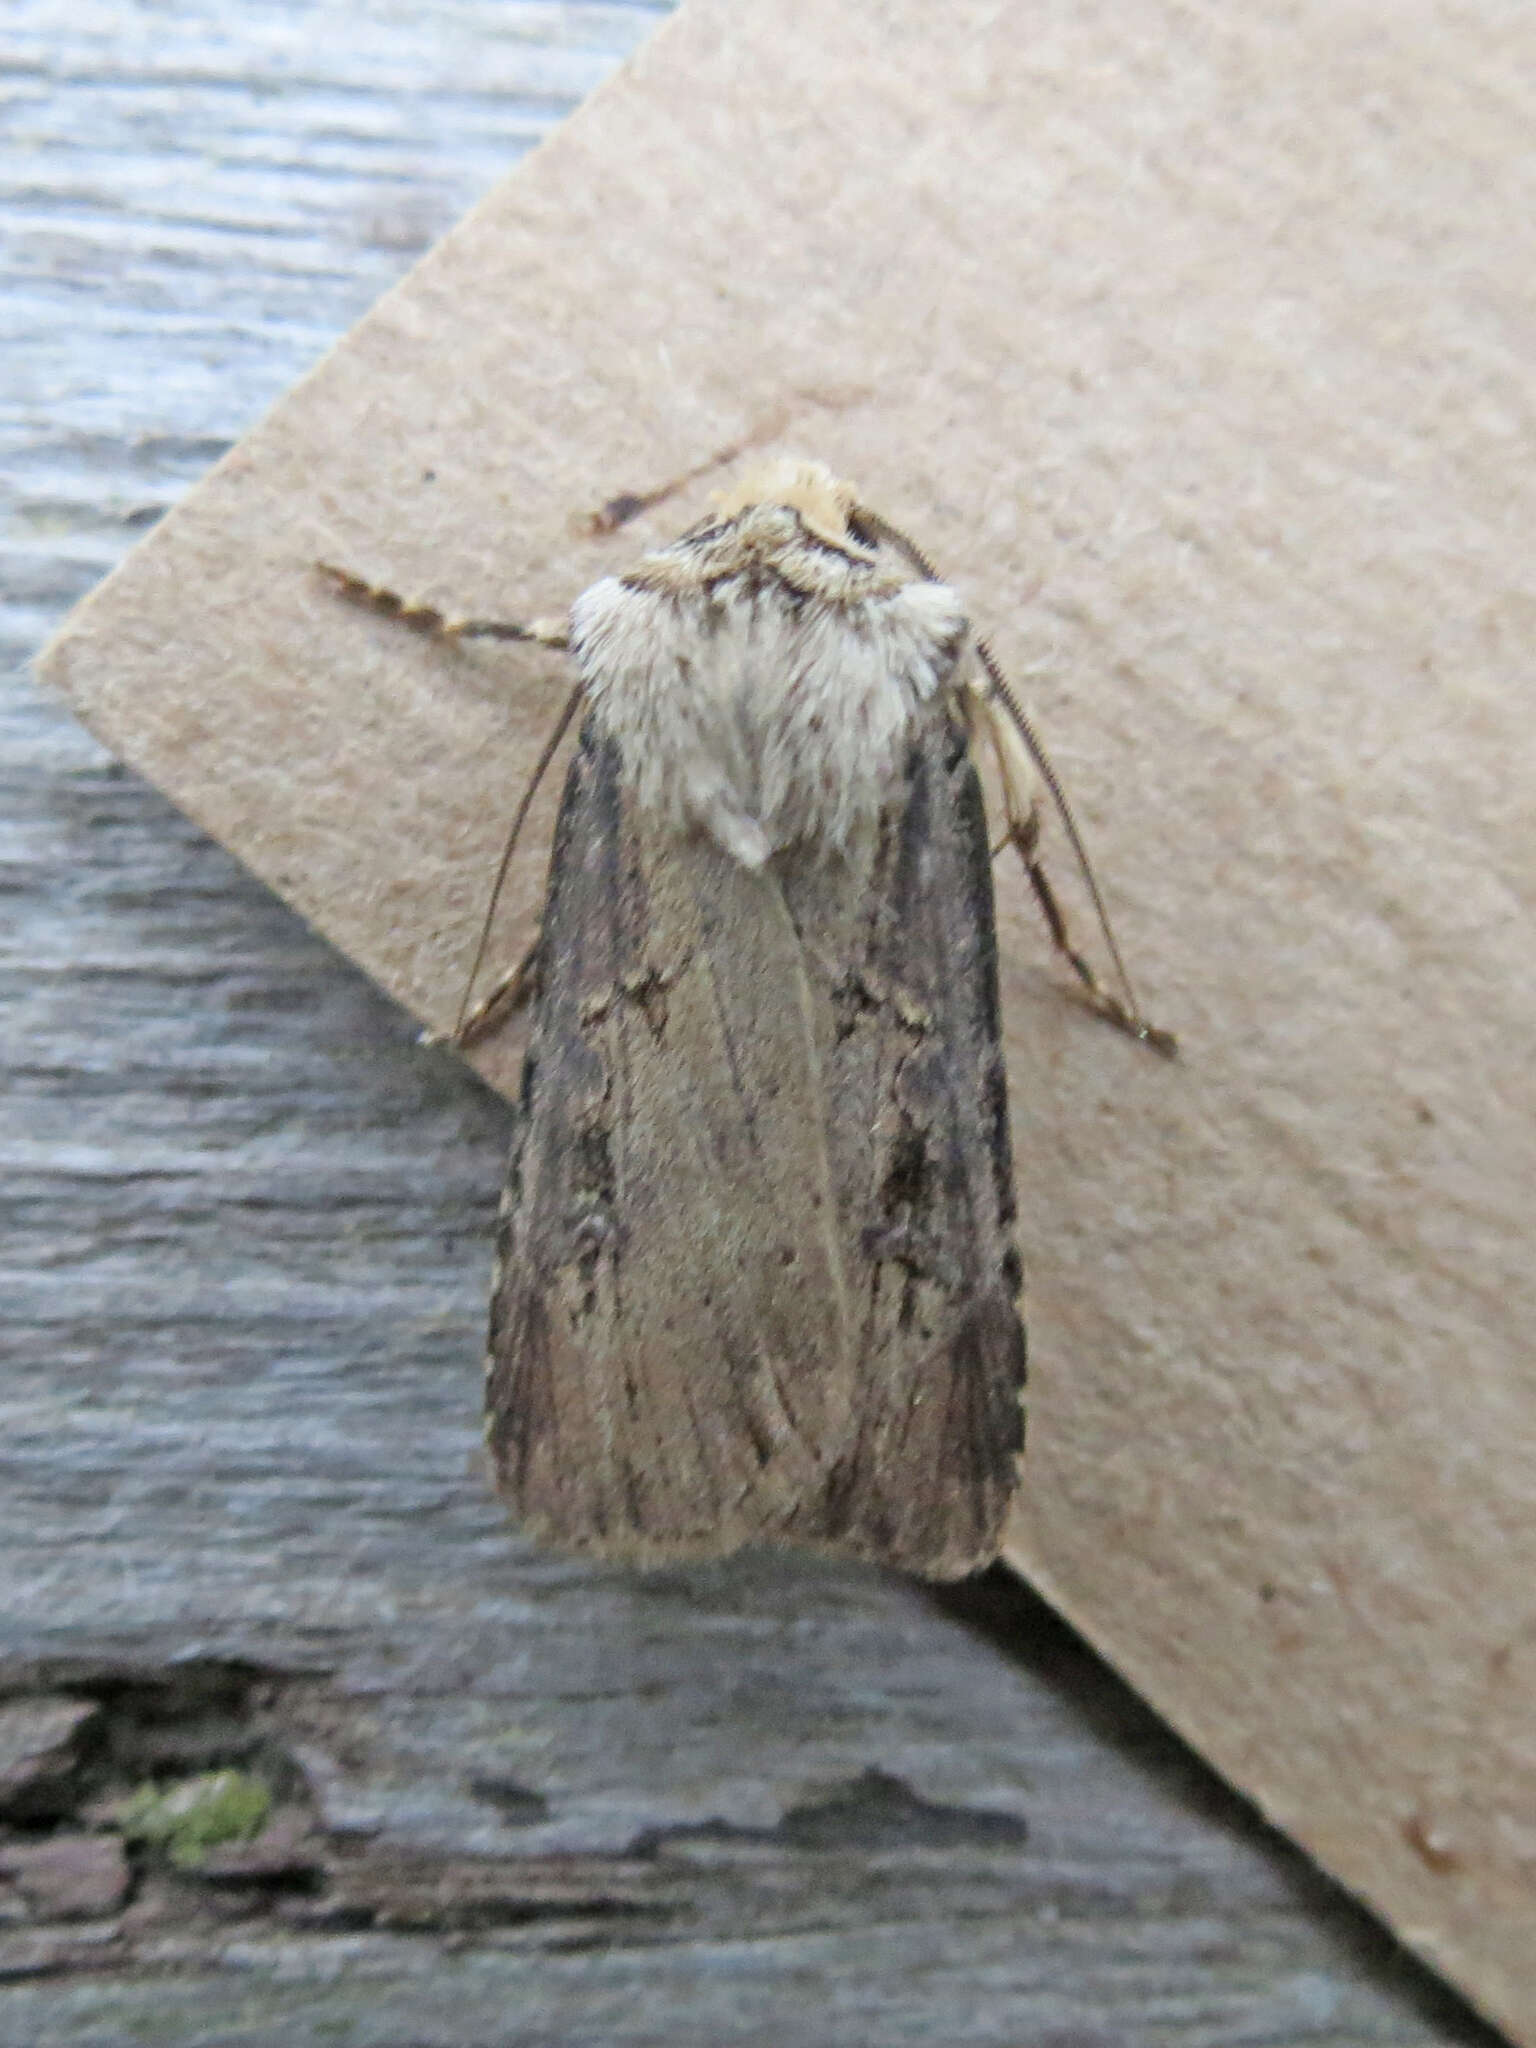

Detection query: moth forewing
(484, 460), (1028, 1577)
(488, 745), (861, 1557)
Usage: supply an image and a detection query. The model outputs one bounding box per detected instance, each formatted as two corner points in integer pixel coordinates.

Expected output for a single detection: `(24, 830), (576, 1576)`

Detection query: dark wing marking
(486, 722), (859, 1562)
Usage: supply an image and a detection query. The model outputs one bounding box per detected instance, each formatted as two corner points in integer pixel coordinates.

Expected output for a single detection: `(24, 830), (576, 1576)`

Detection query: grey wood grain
(0, 5), (1503, 2043)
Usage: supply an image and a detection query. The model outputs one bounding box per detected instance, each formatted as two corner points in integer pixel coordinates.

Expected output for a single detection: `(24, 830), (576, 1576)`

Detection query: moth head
(711, 457), (874, 558)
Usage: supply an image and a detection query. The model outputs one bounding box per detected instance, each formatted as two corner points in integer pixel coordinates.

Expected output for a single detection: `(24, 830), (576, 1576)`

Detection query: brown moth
(324, 458), (1168, 1579)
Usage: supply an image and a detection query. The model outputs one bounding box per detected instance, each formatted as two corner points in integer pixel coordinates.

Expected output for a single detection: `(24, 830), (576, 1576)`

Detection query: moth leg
(965, 676), (1178, 1058)
(321, 562), (583, 1053)
(445, 937), (543, 1049)
(316, 563), (569, 650)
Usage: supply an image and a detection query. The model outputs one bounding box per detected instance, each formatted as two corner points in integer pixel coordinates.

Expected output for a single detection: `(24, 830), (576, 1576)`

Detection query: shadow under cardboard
(931, 1568), (1502, 2047)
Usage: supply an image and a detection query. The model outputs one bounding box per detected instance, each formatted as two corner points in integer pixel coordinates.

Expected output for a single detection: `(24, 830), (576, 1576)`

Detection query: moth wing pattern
(487, 699), (1025, 1579)
(779, 700), (1025, 1576)
(487, 723), (863, 1561)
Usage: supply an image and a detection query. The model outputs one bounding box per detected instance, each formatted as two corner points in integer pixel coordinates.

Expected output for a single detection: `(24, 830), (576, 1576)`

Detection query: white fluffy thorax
(568, 498), (969, 869)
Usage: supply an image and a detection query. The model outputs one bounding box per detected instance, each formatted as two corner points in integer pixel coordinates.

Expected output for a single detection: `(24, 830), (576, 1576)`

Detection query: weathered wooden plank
(0, 3), (1502, 2042)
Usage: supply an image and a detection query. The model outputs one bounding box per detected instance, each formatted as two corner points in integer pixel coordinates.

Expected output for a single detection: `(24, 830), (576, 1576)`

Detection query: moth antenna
(454, 679), (585, 1043)
(316, 563), (569, 649)
(316, 559), (580, 1042)
(852, 504), (1175, 1058)
(848, 507), (943, 582)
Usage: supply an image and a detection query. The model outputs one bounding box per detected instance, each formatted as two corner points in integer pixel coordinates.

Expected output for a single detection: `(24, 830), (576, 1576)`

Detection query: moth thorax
(571, 570), (968, 871)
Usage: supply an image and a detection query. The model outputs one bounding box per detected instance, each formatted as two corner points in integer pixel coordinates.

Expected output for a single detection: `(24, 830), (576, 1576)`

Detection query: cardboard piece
(39, 0), (1536, 2034)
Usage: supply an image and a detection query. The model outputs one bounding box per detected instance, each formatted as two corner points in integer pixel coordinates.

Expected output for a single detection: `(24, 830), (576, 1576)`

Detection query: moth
(324, 459), (1168, 1580)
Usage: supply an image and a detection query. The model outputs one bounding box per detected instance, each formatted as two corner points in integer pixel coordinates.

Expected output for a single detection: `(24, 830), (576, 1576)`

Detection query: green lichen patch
(115, 1769), (272, 1869)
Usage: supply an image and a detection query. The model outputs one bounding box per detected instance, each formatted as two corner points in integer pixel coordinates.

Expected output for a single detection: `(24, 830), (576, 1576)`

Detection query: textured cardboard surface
(39, 0), (1536, 2035)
